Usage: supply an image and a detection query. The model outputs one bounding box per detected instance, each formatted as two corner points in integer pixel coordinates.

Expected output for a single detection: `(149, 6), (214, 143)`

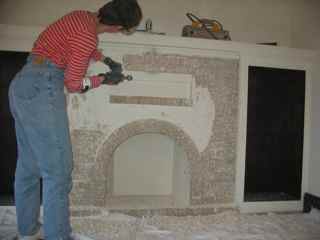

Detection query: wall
(309, 54), (320, 197)
(0, 0), (320, 50)
(0, 23), (319, 211)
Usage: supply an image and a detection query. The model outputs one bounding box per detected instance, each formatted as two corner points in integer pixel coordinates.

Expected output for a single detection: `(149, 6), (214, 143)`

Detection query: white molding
(236, 55), (313, 213)
(240, 201), (303, 213)
(235, 55), (250, 207)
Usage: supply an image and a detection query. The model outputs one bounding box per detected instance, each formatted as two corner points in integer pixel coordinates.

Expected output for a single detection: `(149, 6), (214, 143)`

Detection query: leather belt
(32, 55), (47, 65)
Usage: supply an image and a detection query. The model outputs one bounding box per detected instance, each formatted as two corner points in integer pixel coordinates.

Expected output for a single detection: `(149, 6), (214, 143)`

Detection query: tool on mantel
(136, 18), (166, 35)
(182, 13), (231, 40)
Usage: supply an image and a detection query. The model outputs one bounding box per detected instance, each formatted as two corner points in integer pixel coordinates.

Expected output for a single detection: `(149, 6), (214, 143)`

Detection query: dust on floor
(1, 207), (320, 240)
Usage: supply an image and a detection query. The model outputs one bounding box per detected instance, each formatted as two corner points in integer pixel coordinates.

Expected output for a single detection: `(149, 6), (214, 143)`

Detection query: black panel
(0, 51), (29, 205)
(245, 66), (305, 202)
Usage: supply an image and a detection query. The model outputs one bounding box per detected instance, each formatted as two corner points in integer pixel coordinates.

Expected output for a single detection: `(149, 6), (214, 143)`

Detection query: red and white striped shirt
(32, 10), (103, 92)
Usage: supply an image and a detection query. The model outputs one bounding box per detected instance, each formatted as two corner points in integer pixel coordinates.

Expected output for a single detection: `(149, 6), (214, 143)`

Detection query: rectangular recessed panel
(109, 72), (193, 105)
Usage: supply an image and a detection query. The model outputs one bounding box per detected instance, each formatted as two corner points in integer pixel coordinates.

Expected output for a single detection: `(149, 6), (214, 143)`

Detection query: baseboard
(303, 193), (320, 213)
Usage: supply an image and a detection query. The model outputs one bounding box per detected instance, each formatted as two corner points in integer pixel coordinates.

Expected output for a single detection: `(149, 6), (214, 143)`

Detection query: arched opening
(95, 119), (201, 208)
(109, 133), (190, 208)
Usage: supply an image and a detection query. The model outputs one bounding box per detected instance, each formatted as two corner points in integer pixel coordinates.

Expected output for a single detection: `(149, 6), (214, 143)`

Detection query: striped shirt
(32, 10), (103, 92)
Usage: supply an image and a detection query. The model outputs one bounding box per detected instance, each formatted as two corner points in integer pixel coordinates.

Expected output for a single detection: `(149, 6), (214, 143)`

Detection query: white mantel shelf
(0, 24), (319, 61)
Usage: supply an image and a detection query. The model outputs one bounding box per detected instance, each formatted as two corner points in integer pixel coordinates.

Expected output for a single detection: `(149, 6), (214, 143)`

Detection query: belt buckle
(33, 56), (45, 65)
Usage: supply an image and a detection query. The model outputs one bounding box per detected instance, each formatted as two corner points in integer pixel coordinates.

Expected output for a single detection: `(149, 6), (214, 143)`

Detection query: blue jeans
(8, 55), (73, 240)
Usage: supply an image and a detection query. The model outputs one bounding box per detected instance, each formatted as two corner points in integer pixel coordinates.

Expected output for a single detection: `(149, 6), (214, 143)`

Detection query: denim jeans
(8, 55), (73, 240)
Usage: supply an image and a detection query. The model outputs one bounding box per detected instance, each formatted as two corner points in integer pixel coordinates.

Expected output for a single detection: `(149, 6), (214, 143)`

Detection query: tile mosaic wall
(70, 52), (239, 209)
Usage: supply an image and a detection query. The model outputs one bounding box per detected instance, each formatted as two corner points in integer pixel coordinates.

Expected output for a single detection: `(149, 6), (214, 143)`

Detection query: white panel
(108, 72), (193, 99)
(113, 133), (174, 196)
(309, 59), (320, 196)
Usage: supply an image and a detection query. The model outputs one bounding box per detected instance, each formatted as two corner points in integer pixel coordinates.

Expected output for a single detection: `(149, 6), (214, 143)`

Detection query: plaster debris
(1, 208), (320, 240)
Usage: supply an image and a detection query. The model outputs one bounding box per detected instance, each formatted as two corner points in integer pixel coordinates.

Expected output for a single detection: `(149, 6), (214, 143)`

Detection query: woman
(9, 0), (142, 239)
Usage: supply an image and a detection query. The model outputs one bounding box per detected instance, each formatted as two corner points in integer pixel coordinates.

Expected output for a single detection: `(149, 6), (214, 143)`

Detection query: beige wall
(0, 0), (319, 50)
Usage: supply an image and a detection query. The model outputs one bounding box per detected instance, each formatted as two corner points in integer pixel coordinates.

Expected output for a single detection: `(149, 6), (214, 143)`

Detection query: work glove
(80, 75), (104, 93)
(99, 72), (124, 85)
(103, 57), (123, 73)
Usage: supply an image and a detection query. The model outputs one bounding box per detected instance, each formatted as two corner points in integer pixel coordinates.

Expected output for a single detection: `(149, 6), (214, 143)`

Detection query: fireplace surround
(68, 50), (239, 209)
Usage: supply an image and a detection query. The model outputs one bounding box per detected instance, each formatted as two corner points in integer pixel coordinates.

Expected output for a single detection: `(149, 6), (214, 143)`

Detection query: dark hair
(98, 0), (142, 30)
